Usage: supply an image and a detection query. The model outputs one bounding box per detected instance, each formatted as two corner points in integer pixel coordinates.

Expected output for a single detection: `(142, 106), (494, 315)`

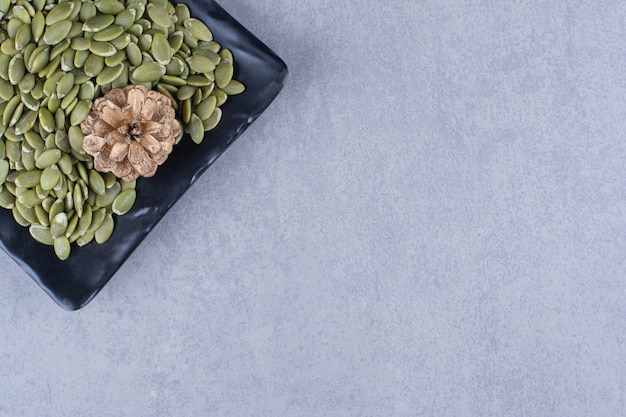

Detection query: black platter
(0, 0), (288, 310)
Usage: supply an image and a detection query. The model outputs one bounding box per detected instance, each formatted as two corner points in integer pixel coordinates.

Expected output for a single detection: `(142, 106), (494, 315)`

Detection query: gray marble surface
(2, 1), (625, 416)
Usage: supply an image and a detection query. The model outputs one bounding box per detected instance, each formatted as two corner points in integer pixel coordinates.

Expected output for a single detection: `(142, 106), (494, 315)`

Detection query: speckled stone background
(1, 1), (625, 416)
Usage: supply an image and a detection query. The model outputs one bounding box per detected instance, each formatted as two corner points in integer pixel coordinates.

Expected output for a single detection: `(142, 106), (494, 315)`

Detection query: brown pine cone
(80, 84), (181, 182)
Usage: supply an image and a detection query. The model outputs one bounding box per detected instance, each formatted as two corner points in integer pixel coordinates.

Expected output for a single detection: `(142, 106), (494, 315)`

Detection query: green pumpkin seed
(42, 55), (61, 79)
(18, 72), (35, 93)
(60, 86), (79, 110)
(14, 23), (32, 51)
(0, 0), (9, 17)
(176, 85), (195, 101)
(8, 102), (24, 127)
(43, 20), (72, 46)
(34, 203), (49, 225)
(93, 24), (124, 42)
(14, 170), (41, 188)
(76, 202), (92, 234)
(96, 182), (120, 207)
(84, 54), (105, 77)
(138, 33), (152, 51)
(160, 74), (186, 86)
(36, 149), (62, 169)
(40, 164), (61, 190)
(12, 205), (30, 226)
(178, 27), (197, 49)
(83, 14), (115, 33)
(0, 78), (14, 101)
(76, 230), (95, 247)
(8, 54), (25, 85)
(203, 107), (222, 130)
(146, 3), (172, 27)
(95, 213), (114, 243)
(16, 200), (38, 224)
(30, 225), (54, 245)
(0, 54), (12, 80)
(125, 41), (142, 67)
(70, 100), (91, 126)
(14, 109), (37, 135)
(221, 80), (245, 95)
(183, 18), (212, 41)
(53, 236), (70, 260)
(17, 190), (42, 208)
(79, 1), (97, 21)
(28, 46), (49, 73)
(54, 130), (70, 153)
(60, 48), (76, 72)
(95, 0), (125, 15)
(167, 30), (184, 52)
(214, 61), (233, 89)
(151, 31), (171, 64)
(78, 81), (95, 101)
(45, 2), (74, 26)
(0, 188), (15, 209)
(110, 65), (129, 89)
(48, 198), (64, 221)
(50, 212), (68, 238)
(0, 160), (8, 185)
(181, 98), (191, 123)
(96, 62), (124, 85)
(0, 38), (19, 56)
(24, 131), (44, 152)
(70, 37), (91, 51)
(50, 39), (70, 61)
(89, 40), (116, 57)
(115, 8), (136, 30)
(132, 61), (165, 82)
(38, 107), (55, 133)
(188, 113), (203, 144)
(12, 6), (30, 24)
(195, 95), (216, 120)
(186, 74), (212, 87)
(56, 72), (74, 99)
(87, 170), (105, 196)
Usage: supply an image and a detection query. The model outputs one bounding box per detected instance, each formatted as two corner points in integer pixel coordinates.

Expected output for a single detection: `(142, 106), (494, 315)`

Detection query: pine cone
(80, 84), (181, 182)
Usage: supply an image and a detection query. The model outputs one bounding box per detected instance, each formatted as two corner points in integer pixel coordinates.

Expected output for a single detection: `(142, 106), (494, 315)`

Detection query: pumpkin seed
(188, 113), (203, 144)
(28, 46), (49, 73)
(96, 63), (124, 86)
(70, 37), (91, 51)
(18, 72), (35, 93)
(76, 203), (92, 235)
(50, 212), (68, 238)
(0, 78), (14, 101)
(203, 107), (222, 130)
(95, 213), (114, 243)
(70, 100), (91, 126)
(53, 236), (70, 260)
(8, 54), (25, 85)
(54, 130), (70, 153)
(43, 20), (72, 45)
(183, 18), (212, 41)
(132, 61), (165, 82)
(56, 72), (74, 99)
(0, 160), (8, 185)
(215, 61), (233, 89)
(14, 109), (37, 135)
(12, 205), (30, 226)
(89, 40), (117, 57)
(95, 182), (120, 207)
(151, 31), (171, 64)
(50, 39), (70, 61)
(195, 95), (216, 120)
(30, 225), (54, 245)
(93, 24), (124, 42)
(36, 149), (62, 169)
(79, 1), (97, 21)
(12, 6), (31, 24)
(14, 23), (32, 51)
(40, 164), (61, 190)
(8, 102), (24, 126)
(221, 80), (245, 95)
(146, 3), (172, 27)
(84, 54), (105, 77)
(45, 2), (74, 26)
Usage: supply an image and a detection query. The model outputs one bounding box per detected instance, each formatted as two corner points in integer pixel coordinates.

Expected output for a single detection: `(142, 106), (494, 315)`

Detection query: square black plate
(0, 0), (288, 310)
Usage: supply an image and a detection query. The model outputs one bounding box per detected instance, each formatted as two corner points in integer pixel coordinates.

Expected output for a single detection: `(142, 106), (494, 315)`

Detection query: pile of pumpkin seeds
(0, 0), (244, 260)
